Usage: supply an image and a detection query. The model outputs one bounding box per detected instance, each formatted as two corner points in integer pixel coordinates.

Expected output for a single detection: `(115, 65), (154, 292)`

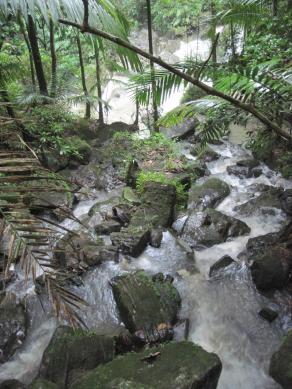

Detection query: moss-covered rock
(70, 341), (222, 389)
(188, 178), (230, 211)
(110, 226), (150, 257)
(0, 380), (26, 389)
(111, 272), (181, 342)
(67, 136), (92, 165)
(122, 187), (141, 206)
(192, 146), (220, 163)
(209, 255), (235, 277)
(250, 245), (291, 291)
(38, 326), (115, 387)
(181, 209), (250, 249)
(159, 118), (198, 140)
(269, 330), (292, 389)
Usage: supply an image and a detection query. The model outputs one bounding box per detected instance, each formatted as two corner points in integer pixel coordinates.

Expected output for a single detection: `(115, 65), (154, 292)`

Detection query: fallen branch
(58, 18), (292, 142)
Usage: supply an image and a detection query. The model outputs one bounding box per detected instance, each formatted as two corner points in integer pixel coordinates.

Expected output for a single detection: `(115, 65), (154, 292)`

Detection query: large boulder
(245, 232), (280, 260)
(131, 182), (177, 228)
(110, 226), (151, 257)
(234, 187), (284, 215)
(191, 146), (220, 163)
(181, 209), (250, 249)
(227, 158), (262, 178)
(209, 255), (235, 277)
(269, 330), (292, 389)
(111, 272), (181, 343)
(38, 326), (115, 387)
(250, 245), (291, 291)
(0, 293), (27, 364)
(160, 118), (198, 140)
(70, 341), (222, 389)
(188, 178), (230, 211)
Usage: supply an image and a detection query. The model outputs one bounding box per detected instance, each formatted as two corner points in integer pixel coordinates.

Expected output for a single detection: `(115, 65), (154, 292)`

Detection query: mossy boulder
(131, 181), (177, 228)
(111, 272), (181, 342)
(0, 380), (26, 389)
(70, 341), (222, 389)
(188, 178), (230, 211)
(250, 245), (291, 291)
(192, 146), (220, 163)
(110, 226), (151, 257)
(159, 118), (198, 140)
(122, 187), (141, 206)
(209, 255), (235, 277)
(227, 164), (262, 178)
(269, 330), (292, 389)
(38, 326), (115, 387)
(181, 209), (250, 249)
(67, 136), (92, 165)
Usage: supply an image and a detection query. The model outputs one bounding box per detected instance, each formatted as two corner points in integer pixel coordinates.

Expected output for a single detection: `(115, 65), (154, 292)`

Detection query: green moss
(29, 379), (58, 389)
(67, 136), (92, 162)
(71, 341), (222, 389)
(181, 85), (207, 104)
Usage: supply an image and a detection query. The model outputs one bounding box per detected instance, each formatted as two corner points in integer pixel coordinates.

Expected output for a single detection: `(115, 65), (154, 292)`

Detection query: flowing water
(1, 139), (292, 388)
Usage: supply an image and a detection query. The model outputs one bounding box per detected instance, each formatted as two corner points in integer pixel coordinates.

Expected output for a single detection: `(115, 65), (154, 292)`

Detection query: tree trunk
(210, 2), (217, 63)
(49, 19), (57, 98)
(77, 34), (91, 119)
(18, 15), (36, 90)
(288, 0), (292, 11)
(272, 0), (278, 16)
(59, 18), (292, 142)
(27, 15), (48, 96)
(146, 0), (159, 130)
(93, 39), (104, 125)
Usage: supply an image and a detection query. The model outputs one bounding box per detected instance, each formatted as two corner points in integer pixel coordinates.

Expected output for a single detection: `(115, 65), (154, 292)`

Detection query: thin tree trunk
(93, 39), (104, 125)
(76, 34), (91, 119)
(18, 15), (36, 90)
(134, 96), (139, 126)
(146, 0), (159, 130)
(272, 0), (278, 16)
(210, 2), (217, 63)
(27, 15), (48, 96)
(287, 0), (292, 11)
(49, 19), (57, 98)
(59, 18), (292, 142)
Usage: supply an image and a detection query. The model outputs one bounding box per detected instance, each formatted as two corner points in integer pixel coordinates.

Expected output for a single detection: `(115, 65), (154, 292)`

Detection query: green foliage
(277, 152), (292, 179)
(136, 170), (187, 204)
(24, 104), (80, 157)
(246, 129), (276, 161)
(181, 85), (207, 104)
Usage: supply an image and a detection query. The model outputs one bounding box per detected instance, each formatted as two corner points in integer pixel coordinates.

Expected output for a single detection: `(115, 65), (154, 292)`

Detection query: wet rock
(70, 341), (222, 389)
(67, 136), (92, 165)
(53, 232), (105, 269)
(209, 255), (235, 277)
(181, 209), (250, 249)
(245, 232), (280, 260)
(188, 178), (230, 211)
(41, 149), (69, 172)
(38, 326), (115, 387)
(110, 226), (150, 257)
(250, 245), (291, 291)
(185, 160), (210, 178)
(193, 146), (220, 163)
(29, 379), (57, 389)
(98, 246), (119, 262)
(131, 182), (176, 228)
(94, 220), (121, 235)
(160, 117), (198, 140)
(0, 293), (27, 364)
(150, 228), (163, 248)
(234, 187), (284, 215)
(227, 164), (262, 178)
(0, 380), (26, 389)
(111, 271), (181, 343)
(259, 307), (278, 322)
(236, 158), (260, 169)
(269, 330), (292, 389)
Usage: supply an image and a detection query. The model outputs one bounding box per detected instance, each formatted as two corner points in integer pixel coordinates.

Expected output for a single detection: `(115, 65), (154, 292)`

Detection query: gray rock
(150, 228), (163, 248)
(193, 146), (220, 163)
(0, 380), (26, 389)
(269, 330), (292, 389)
(250, 245), (291, 291)
(236, 158), (260, 169)
(160, 117), (198, 140)
(39, 326), (115, 387)
(181, 209), (250, 249)
(94, 220), (121, 235)
(259, 307), (278, 322)
(111, 271), (181, 343)
(188, 178), (230, 211)
(209, 255), (235, 277)
(70, 341), (222, 389)
(110, 226), (150, 257)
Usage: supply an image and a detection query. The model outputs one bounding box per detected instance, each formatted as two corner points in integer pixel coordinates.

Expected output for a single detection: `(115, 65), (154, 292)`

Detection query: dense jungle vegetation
(0, 1), (292, 388)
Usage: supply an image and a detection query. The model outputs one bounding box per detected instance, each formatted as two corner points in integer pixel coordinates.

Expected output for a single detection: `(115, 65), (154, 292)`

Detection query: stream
(1, 137), (292, 389)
